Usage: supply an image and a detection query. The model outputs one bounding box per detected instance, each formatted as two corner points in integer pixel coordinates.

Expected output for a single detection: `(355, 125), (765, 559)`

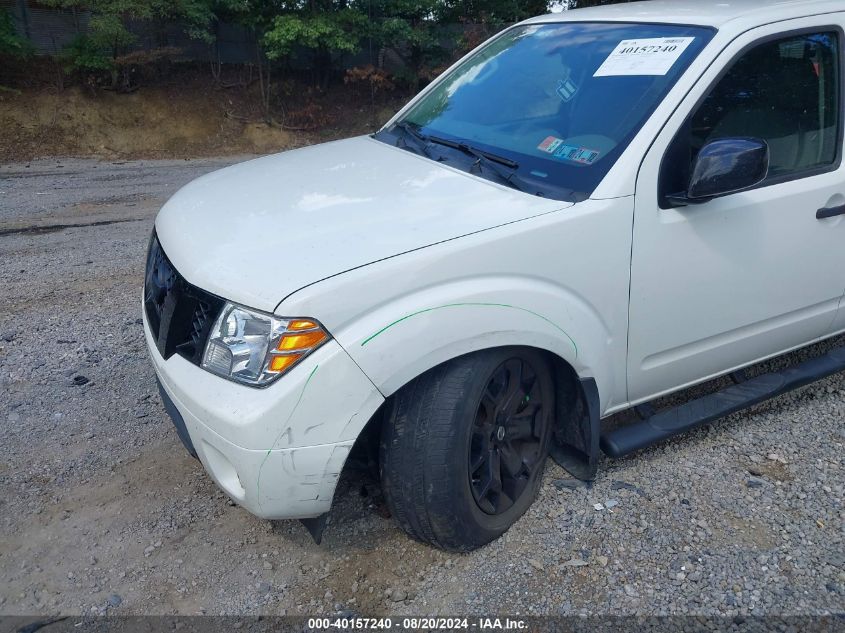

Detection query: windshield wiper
(392, 122), (435, 159)
(425, 136), (533, 194)
(389, 124), (580, 201)
(430, 136), (518, 168)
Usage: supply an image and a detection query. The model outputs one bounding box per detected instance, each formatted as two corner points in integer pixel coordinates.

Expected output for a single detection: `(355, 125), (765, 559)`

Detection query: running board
(601, 345), (845, 458)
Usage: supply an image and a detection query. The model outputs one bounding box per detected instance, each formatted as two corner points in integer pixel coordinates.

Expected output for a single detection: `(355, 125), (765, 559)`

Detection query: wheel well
(547, 352), (601, 480)
(343, 346), (599, 482)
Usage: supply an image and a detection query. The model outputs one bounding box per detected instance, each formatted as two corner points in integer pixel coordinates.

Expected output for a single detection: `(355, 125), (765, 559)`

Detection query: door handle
(817, 204), (845, 219)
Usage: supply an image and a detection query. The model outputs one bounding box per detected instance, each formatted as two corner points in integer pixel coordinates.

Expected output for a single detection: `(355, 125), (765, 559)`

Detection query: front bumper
(144, 310), (384, 520)
(156, 378), (198, 458)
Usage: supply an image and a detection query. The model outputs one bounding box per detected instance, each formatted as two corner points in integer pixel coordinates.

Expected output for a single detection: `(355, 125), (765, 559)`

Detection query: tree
(211, 0), (290, 118)
(0, 8), (34, 58)
(438, 0), (550, 24)
(44, 0), (148, 69)
(149, 0), (216, 45)
(364, 0), (445, 90)
(263, 2), (368, 89)
(46, 0), (215, 76)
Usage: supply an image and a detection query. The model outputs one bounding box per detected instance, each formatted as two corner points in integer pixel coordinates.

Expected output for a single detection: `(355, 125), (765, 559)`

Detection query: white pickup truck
(144, 0), (845, 551)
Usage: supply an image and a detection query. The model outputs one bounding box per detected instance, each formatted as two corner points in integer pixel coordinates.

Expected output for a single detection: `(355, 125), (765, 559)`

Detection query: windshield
(376, 22), (714, 201)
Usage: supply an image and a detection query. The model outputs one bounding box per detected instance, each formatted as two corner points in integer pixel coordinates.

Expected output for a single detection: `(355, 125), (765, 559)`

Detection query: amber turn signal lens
(276, 330), (327, 351)
(288, 319), (318, 331)
(263, 318), (329, 378)
(269, 354), (302, 373)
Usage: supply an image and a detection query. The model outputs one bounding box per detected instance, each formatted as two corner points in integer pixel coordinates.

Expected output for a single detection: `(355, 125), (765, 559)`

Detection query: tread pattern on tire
(380, 349), (551, 552)
(380, 359), (476, 550)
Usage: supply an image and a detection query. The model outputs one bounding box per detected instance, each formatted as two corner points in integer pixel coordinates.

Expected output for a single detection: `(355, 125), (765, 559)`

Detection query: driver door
(627, 18), (845, 403)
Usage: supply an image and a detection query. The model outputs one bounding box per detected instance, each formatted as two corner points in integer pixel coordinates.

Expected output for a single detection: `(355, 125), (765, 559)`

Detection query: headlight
(201, 302), (329, 387)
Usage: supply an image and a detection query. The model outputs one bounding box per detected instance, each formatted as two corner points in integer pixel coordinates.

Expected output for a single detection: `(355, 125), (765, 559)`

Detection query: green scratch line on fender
(256, 364), (319, 508)
(360, 303), (578, 358)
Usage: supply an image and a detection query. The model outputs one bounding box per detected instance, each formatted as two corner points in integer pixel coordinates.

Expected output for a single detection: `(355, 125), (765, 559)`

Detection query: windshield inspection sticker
(553, 144), (600, 165)
(537, 136), (564, 153)
(594, 37), (695, 77)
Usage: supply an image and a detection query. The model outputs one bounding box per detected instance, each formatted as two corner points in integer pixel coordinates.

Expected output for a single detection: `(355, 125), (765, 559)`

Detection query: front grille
(144, 233), (225, 366)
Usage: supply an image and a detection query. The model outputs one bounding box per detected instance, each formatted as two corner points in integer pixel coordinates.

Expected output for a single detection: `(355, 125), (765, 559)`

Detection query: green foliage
(58, 34), (114, 72)
(212, 0), (288, 31)
(367, 0), (446, 75)
(43, 0), (217, 82)
(89, 11), (138, 53)
(0, 8), (33, 58)
(148, 0), (217, 43)
(43, 0), (144, 64)
(7, 0), (652, 94)
(45, 0), (215, 61)
(263, 10), (367, 60)
(438, 0), (551, 24)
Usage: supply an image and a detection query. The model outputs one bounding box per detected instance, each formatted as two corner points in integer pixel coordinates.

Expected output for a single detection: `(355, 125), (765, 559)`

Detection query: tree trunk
(255, 35), (271, 121)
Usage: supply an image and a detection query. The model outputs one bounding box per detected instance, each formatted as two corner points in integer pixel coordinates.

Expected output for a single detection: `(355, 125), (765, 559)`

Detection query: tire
(380, 347), (555, 552)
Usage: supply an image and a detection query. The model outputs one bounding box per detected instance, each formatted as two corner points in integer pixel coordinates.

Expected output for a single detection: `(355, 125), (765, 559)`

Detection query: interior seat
(708, 47), (821, 176)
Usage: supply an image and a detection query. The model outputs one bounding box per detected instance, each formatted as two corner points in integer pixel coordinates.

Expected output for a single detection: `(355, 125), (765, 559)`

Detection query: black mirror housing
(687, 137), (769, 201)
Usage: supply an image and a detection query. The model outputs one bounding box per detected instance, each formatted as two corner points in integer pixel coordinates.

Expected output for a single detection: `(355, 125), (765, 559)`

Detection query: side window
(661, 31), (841, 201)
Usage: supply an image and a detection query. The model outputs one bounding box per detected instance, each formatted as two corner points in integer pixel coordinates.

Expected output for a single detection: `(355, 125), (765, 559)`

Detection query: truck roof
(528, 0), (844, 30)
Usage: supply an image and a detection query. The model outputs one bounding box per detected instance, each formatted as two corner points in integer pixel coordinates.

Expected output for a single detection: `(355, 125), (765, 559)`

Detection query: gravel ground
(0, 157), (843, 619)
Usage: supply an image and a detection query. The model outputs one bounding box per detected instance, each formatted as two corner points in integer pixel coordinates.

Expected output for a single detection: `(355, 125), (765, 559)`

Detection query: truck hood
(155, 136), (570, 313)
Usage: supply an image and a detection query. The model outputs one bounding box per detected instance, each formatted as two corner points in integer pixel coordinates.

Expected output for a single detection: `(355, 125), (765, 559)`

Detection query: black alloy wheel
(469, 358), (548, 515)
(380, 347), (555, 551)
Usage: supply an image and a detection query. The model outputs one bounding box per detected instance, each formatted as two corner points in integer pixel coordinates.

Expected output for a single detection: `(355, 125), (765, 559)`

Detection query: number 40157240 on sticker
(594, 36), (695, 76)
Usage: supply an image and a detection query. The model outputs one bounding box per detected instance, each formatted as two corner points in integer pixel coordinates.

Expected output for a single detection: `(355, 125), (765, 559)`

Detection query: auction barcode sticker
(594, 37), (695, 77)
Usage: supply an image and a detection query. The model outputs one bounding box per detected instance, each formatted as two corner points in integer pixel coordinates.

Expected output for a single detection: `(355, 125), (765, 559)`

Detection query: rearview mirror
(671, 138), (769, 205)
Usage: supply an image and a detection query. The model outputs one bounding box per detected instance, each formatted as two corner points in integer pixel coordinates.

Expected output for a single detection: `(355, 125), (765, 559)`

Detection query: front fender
(277, 196), (634, 443)
(332, 275), (609, 401)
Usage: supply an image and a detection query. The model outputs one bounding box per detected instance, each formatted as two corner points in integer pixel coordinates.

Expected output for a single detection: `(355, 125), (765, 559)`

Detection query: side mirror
(670, 138), (769, 206)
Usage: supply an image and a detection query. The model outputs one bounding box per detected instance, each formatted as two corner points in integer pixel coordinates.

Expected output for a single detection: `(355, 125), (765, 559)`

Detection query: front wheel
(380, 347), (555, 552)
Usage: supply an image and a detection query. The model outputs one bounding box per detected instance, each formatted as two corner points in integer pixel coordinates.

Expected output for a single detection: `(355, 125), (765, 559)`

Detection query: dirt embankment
(0, 82), (401, 163)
